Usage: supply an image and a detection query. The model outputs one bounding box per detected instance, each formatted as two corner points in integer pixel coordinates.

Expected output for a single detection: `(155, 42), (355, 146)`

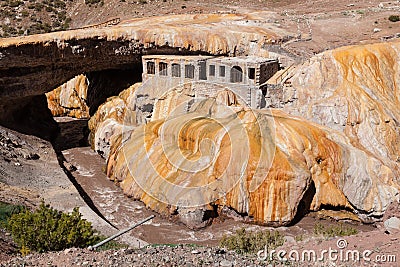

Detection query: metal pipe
(88, 215), (155, 250)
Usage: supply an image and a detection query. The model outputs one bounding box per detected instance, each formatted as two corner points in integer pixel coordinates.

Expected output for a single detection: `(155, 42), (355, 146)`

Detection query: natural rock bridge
(0, 13), (288, 130)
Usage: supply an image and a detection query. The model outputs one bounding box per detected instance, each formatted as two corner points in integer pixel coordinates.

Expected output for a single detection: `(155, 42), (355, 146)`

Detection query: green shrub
(1, 25), (18, 36)
(84, 0), (101, 5)
(45, 6), (54, 12)
(388, 15), (400, 22)
(57, 11), (67, 20)
(7, 202), (98, 255)
(53, 0), (66, 8)
(220, 228), (284, 254)
(313, 222), (358, 239)
(0, 201), (25, 227)
(21, 10), (29, 17)
(8, 0), (23, 7)
(34, 2), (44, 11)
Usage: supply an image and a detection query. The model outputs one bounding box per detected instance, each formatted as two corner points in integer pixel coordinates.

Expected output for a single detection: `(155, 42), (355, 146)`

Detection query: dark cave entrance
(52, 63), (143, 151)
(290, 180), (316, 225)
(4, 62), (143, 150)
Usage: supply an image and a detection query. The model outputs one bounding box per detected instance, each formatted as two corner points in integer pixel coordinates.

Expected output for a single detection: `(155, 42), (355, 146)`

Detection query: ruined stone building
(141, 55), (280, 109)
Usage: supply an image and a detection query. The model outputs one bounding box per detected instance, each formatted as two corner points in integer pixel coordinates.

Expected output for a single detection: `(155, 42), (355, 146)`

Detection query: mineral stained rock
(89, 40), (400, 228)
(285, 40), (400, 174)
(46, 75), (90, 119)
(92, 84), (398, 229)
(89, 83), (140, 158)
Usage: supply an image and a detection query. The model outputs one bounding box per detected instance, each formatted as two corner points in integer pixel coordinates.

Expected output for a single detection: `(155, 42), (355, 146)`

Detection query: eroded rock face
(88, 83), (140, 158)
(91, 82), (399, 228)
(46, 75), (90, 119)
(284, 40), (400, 175)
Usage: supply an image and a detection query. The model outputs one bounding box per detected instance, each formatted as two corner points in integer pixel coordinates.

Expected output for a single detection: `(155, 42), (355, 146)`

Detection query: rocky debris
(384, 217), (400, 234)
(0, 128), (40, 164)
(383, 201), (400, 222)
(0, 228), (18, 264)
(0, 183), (40, 210)
(2, 227), (399, 267)
(0, 245), (265, 267)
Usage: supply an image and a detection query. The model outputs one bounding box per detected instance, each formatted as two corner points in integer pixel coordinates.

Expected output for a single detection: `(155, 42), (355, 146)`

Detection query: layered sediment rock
(89, 83), (140, 158)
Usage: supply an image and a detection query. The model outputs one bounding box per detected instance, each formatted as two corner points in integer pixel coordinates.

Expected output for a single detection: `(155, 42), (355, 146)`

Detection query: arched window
(230, 66), (243, 83)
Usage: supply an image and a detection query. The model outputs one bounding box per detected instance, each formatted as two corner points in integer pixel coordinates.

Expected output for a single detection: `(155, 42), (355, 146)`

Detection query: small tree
(7, 203), (98, 255)
(388, 15), (400, 22)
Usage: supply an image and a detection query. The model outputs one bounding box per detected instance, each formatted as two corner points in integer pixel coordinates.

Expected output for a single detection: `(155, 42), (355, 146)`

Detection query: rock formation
(283, 40), (400, 184)
(2, 10), (399, 229)
(0, 12), (287, 101)
(90, 72), (399, 228)
(1, 12), (290, 132)
(46, 75), (90, 119)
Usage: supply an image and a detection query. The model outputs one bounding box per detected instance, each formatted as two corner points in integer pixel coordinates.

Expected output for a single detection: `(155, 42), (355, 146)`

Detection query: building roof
(142, 55), (215, 61)
(142, 55), (277, 64)
(211, 56), (278, 64)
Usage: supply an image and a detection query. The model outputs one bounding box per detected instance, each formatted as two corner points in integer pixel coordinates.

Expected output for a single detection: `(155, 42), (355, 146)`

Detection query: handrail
(88, 215), (155, 250)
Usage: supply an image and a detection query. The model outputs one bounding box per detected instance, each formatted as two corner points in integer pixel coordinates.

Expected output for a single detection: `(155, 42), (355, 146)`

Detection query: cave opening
(290, 179), (316, 225)
(50, 63), (143, 151)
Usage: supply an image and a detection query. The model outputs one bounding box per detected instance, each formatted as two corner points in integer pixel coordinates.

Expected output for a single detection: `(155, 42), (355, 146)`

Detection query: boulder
(384, 217), (400, 234)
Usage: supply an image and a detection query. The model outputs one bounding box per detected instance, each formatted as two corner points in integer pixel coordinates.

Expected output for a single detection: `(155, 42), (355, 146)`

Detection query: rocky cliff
(1, 12), (290, 134)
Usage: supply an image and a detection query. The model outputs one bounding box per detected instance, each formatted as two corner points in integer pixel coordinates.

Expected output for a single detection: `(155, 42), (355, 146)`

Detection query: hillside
(1, 0), (400, 54)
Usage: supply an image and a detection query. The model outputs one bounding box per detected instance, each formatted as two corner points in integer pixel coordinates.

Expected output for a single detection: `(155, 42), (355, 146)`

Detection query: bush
(313, 222), (358, 239)
(0, 201), (25, 227)
(388, 15), (400, 22)
(220, 228), (284, 254)
(84, 0), (101, 4)
(7, 203), (98, 255)
(34, 2), (44, 11)
(8, 0), (23, 7)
